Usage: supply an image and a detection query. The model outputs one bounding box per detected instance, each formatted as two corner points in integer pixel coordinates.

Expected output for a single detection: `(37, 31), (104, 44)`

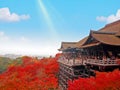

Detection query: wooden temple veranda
(58, 20), (120, 90)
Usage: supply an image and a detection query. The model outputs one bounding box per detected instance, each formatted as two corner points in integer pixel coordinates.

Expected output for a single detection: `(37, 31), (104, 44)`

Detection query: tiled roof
(58, 42), (77, 51)
(115, 31), (120, 36)
(59, 20), (120, 50)
(99, 20), (120, 32)
(79, 20), (120, 47)
(91, 31), (120, 46)
(81, 42), (100, 48)
(76, 37), (88, 48)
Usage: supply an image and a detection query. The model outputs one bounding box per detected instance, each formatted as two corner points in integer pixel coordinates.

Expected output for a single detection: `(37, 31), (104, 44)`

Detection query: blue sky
(0, 0), (120, 56)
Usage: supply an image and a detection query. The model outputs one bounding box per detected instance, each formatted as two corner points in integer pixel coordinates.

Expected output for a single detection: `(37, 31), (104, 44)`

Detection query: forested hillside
(0, 54), (60, 90)
(0, 57), (22, 73)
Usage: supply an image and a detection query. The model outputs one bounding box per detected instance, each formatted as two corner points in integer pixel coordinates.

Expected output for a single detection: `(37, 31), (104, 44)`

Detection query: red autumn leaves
(68, 69), (120, 90)
(0, 54), (60, 90)
(0, 53), (120, 90)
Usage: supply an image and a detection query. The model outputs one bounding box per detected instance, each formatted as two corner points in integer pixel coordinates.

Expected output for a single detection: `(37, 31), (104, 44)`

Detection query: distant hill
(0, 56), (22, 73)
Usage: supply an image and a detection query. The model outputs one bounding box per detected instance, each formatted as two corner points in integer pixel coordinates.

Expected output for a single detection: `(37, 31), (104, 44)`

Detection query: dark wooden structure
(58, 20), (120, 90)
(81, 31), (120, 71)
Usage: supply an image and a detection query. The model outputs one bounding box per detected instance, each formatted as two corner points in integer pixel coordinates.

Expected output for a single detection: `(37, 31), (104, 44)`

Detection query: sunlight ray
(37, 0), (58, 39)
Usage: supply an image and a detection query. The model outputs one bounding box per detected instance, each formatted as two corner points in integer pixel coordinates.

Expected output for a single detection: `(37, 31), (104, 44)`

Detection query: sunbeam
(37, 0), (58, 39)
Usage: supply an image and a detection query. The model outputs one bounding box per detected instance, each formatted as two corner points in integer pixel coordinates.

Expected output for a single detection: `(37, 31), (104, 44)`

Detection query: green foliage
(0, 57), (23, 73)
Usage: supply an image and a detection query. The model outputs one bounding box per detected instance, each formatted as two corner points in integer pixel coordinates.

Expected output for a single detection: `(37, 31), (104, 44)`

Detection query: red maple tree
(68, 69), (120, 90)
(0, 53), (61, 90)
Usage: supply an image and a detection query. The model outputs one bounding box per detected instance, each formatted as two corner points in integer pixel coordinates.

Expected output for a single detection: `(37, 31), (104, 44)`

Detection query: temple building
(58, 20), (120, 90)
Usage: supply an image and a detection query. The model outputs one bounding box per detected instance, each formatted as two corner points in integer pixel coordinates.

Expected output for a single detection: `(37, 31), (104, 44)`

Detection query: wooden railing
(58, 57), (120, 66)
(58, 58), (82, 66)
(86, 59), (119, 65)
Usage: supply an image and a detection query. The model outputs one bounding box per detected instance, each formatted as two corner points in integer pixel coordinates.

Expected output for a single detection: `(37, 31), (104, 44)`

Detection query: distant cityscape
(0, 54), (43, 59)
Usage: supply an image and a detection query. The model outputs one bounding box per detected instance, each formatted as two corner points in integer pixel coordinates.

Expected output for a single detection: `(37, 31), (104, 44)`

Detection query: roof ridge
(62, 42), (77, 44)
(99, 20), (120, 32)
(106, 20), (120, 27)
(92, 31), (116, 35)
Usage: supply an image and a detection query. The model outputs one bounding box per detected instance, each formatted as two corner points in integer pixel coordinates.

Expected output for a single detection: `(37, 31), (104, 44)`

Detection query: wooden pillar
(100, 44), (107, 60)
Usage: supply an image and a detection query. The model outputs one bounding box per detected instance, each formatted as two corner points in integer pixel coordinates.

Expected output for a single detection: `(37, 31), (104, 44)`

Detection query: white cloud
(0, 7), (30, 22)
(0, 32), (59, 56)
(96, 9), (120, 23)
